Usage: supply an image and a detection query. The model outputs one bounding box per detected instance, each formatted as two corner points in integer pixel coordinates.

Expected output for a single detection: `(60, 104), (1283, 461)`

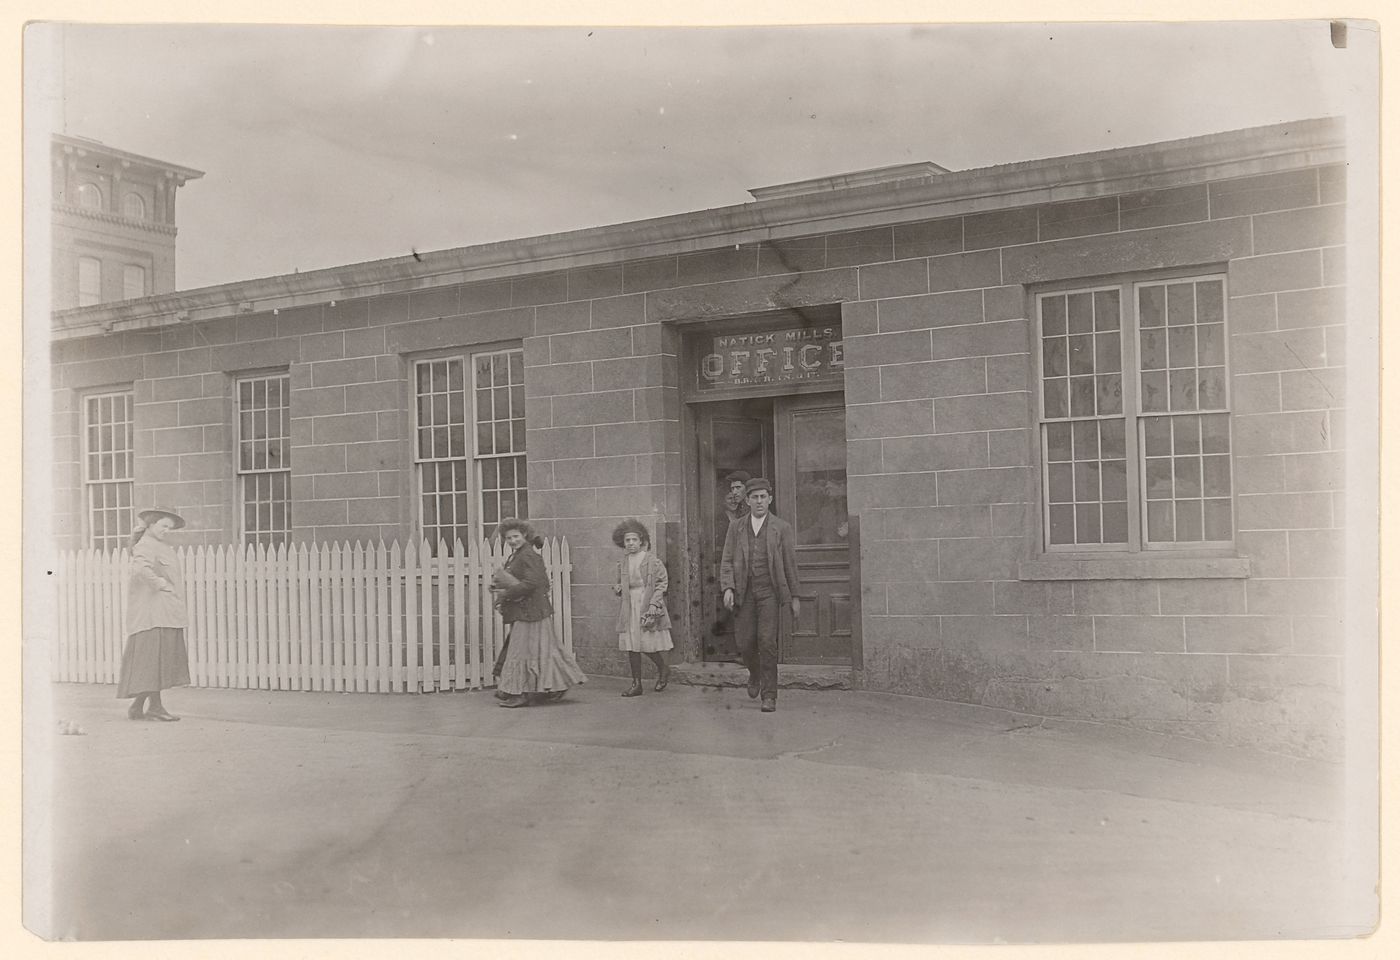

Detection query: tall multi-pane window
(413, 347), (526, 552)
(473, 349), (528, 536)
(84, 391), (134, 551)
(236, 374), (291, 546)
(1037, 274), (1233, 552)
(122, 264), (146, 300)
(78, 256), (102, 306)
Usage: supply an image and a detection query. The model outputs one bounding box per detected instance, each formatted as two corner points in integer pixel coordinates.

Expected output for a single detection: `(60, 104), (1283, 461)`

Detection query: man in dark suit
(720, 478), (802, 713)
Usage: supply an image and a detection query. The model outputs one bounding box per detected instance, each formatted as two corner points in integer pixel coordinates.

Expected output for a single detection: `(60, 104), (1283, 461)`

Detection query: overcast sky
(31, 20), (1369, 292)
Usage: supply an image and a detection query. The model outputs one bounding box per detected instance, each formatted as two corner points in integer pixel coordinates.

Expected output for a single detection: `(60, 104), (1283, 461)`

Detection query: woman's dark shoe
(494, 689), (512, 701)
(127, 703), (145, 720)
(654, 664), (670, 692)
(497, 695), (529, 708)
(146, 709), (181, 722)
(543, 690), (567, 702)
(621, 681), (644, 698)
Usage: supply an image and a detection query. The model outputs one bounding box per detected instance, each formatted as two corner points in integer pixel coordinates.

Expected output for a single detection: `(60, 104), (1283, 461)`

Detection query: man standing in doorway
(722, 470), (751, 526)
(721, 478), (802, 713)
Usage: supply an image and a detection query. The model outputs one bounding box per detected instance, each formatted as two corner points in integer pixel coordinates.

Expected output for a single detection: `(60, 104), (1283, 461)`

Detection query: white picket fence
(51, 538), (573, 694)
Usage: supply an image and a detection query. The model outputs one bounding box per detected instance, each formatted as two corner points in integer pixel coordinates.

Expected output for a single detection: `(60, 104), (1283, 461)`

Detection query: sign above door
(696, 324), (844, 392)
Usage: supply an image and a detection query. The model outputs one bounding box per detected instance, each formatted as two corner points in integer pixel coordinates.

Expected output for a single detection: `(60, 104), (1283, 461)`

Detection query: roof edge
(53, 117), (1343, 339)
(54, 133), (206, 181)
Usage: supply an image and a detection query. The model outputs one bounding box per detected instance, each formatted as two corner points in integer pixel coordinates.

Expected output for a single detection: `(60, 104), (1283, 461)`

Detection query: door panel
(776, 394), (851, 664)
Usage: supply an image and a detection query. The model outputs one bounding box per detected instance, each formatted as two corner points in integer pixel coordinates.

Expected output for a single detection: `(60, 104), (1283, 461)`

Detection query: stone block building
(49, 117), (1353, 757)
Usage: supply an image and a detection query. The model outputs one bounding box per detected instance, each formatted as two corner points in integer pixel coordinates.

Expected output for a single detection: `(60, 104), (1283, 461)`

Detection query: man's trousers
(733, 592), (779, 699)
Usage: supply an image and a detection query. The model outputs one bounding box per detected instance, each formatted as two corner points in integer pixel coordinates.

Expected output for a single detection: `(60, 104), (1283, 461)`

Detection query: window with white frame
(236, 374), (291, 546)
(84, 391), (134, 552)
(1037, 273), (1233, 552)
(413, 347), (527, 552)
(78, 256), (102, 306)
(122, 264), (146, 300)
(123, 192), (146, 220)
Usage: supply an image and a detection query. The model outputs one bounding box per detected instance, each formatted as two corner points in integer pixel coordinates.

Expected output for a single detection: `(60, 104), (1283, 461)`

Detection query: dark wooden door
(775, 393), (852, 664)
(695, 399), (772, 662)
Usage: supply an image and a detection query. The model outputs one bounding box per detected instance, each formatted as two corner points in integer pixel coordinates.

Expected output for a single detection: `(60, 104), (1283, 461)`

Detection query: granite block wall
(49, 159), (1349, 756)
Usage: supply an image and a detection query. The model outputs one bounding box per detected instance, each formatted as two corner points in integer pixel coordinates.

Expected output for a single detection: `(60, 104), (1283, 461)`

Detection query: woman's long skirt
(497, 617), (587, 696)
(116, 627), (190, 698)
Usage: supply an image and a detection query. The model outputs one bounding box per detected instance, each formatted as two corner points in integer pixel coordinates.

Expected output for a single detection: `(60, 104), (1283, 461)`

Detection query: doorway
(692, 392), (852, 665)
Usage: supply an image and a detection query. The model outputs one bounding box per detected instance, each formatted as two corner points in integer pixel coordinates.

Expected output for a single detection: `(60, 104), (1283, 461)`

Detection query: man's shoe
(760, 697), (776, 713)
(746, 677), (760, 699)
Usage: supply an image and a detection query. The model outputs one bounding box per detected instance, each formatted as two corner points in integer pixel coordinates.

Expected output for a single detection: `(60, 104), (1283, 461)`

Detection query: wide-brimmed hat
(137, 508), (187, 529)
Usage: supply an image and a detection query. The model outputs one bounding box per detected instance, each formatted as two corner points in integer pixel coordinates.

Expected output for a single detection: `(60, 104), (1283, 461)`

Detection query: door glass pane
(712, 417), (767, 548)
(792, 408), (848, 545)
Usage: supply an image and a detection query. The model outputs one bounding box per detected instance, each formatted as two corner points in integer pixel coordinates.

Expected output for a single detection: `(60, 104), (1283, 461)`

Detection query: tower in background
(51, 134), (204, 310)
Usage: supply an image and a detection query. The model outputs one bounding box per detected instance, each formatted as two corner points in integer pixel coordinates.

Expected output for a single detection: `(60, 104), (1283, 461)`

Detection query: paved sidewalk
(31, 678), (1358, 942)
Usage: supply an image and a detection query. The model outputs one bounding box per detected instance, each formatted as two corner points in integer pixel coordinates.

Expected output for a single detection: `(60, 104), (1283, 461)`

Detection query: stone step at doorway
(668, 662), (851, 691)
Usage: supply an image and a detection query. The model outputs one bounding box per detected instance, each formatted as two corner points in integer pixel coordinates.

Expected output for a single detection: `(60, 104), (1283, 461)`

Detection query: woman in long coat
(118, 508), (190, 721)
(492, 518), (587, 707)
(612, 518), (673, 697)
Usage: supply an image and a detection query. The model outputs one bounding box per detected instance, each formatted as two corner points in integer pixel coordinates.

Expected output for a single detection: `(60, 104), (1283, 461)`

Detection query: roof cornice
(53, 134), (205, 181)
(52, 117), (1343, 341)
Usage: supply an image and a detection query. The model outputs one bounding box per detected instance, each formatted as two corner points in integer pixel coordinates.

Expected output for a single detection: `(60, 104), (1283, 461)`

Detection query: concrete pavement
(32, 676), (1357, 942)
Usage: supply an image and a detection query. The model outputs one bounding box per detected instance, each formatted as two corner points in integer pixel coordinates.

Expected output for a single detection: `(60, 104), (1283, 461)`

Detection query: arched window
(76, 182), (102, 209)
(122, 193), (145, 220)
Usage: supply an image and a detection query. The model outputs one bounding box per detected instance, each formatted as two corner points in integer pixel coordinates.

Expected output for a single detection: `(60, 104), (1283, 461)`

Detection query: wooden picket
(49, 538), (573, 694)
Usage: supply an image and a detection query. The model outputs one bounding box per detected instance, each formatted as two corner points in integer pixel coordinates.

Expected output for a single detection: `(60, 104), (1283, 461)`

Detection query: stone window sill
(1018, 555), (1251, 581)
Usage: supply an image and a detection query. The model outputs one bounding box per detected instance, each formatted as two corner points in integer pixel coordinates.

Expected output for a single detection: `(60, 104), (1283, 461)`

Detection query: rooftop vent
(748, 161), (950, 201)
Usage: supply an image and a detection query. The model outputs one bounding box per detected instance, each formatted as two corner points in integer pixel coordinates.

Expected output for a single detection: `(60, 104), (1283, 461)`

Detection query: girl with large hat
(117, 508), (191, 721)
